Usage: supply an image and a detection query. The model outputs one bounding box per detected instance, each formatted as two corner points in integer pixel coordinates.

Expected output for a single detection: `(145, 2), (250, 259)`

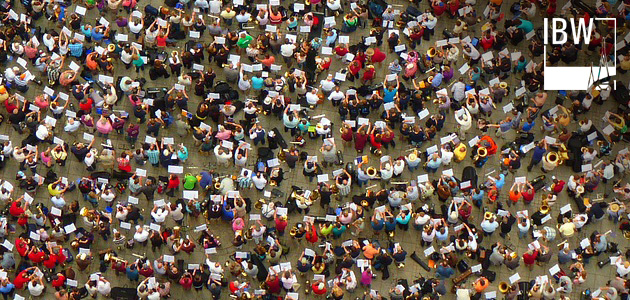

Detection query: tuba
(540, 199), (550, 214)
(546, 152), (559, 164)
(477, 147), (488, 157)
(427, 47), (437, 58)
(499, 282), (511, 294)
(484, 212), (494, 220)
(366, 167), (377, 177)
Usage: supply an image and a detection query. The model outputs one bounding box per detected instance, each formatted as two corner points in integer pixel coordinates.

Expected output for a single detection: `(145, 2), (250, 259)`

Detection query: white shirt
(328, 90), (344, 101)
(101, 191), (115, 203)
(65, 120), (81, 132)
(280, 44), (296, 57)
(306, 92), (320, 105)
(97, 280), (111, 295)
(129, 21), (143, 34)
(208, 0), (221, 13)
(235, 13), (251, 23)
(380, 167), (393, 181)
(441, 150), (454, 165)
(451, 82), (466, 102)
(617, 261), (630, 277)
(134, 229), (149, 242)
(35, 125), (49, 140)
(320, 79), (336, 92)
(151, 208), (169, 223)
(28, 282), (44, 296)
(252, 174), (267, 190)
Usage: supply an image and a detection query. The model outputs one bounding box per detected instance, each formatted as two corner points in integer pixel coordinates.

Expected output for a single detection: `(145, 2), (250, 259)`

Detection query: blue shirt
(522, 120), (535, 132)
(532, 146), (546, 162)
(427, 157), (442, 169)
(472, 190), (484, 202)
(92, 29), (105, 41)
(436, 265), (454, 278)
(251, 77), (264, 90)
(383, 88), (398, 103)
(432, 73), (444, 88)
(495, 174), (506, 189)
(69, 43), (84, 57)
(0, 283), (14, 293)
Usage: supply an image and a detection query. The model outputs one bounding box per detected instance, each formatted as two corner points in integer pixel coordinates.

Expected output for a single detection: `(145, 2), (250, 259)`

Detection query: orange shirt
(362, 245), (379, 260)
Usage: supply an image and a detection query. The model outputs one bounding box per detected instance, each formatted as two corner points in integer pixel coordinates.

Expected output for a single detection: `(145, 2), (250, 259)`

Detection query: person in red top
(522, 249), (539, 270)
(522, 182), (536, 204)
(304, 222), (318, 244)
(381, 128), (395, 149)
(179, 272), (193, 290)
(78, 97), (94, 115)
(274, 213), (288, 236)
(354, 125), (369, 153)
(480, 32), (495, 51)
(312, 280), (327, 295)
(362, 65), (376, 83)
(478, 135), (498, 156)
(14, 267), (36, 290)
(51, 273), (66, 289)
(353, 50), (367, 65)
(551, 177), (566, 195)
(447, 0), (460, 17)
(43, 253), (58, 269)
(265, 271), (282, 294)
(431, 0), (447, 16)
(367, 47), (387, 64)
(28, 248), (45, 264)
(348, 60), (362, 81)
(334, 44), (349, 57)
(15, 237), (31, 257)
(340, 123), (354, 143)
(166, 174), (180, 197)
(139, 264), (154, 277)
(9, 197), (27, 218)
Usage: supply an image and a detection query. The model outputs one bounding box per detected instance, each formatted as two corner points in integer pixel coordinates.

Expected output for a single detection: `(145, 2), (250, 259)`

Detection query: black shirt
(9, 111), (25, 124)
(71, 146), (89, 161)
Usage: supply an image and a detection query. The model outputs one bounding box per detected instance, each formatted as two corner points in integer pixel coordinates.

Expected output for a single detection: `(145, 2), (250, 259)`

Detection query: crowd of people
(0, 0), (628, 298)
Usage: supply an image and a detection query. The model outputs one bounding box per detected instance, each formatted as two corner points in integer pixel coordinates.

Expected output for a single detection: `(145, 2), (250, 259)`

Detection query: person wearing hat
(366, 47), (387, 64)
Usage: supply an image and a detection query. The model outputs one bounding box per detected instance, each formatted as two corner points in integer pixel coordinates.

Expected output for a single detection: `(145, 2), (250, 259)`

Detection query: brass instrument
(254, 199), (266, 210)
(575, 185), (585, 195)
(546, 152), (559, 164)
(427, 47), (437, 58)
(484, 212), (494, 220)
(310, 190), (321, 202)
(269, 180), (277, 186)
(245, 228), (253, 240)
(624, 231), (630, 240)
(366, 167), (377, 177)
(277, 149), (287, 162)
(388, 230), (395, 238)
(499, 282), (511, 293)
(80, 207), (90, 217)
(540, 199), (550, 214)
(477, 147), (488, 157)
(361, 200), (369, 207)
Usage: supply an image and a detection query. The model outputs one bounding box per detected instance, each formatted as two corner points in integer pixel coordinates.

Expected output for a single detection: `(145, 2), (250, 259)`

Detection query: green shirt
(183, 174), (197, 190)
(237, 35), (253, 49)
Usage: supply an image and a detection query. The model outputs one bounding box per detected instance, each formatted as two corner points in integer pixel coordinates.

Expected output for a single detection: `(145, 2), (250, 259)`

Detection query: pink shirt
(96, 119), (113, 134)
(215, 130), (232, 141)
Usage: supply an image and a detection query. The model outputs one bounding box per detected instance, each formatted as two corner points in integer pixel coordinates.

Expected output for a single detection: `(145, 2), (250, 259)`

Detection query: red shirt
(139, 267), (154, 277)
(275, 219), (288, 232)
(334, 46), (349, 57)
(43, 254), (58, 269)
(14, 272), (30, 290)
(522, 190), (535, 203)
(179, 277), (192, 289)
(15, 239), (29, 257)
(362, 67), (376, 81)
(553, 180), (566, 194)
(52, 275), (66, 288)
(312, 283), (327, 295)
(167, 177), (180, 189)
(523, 250), (539, 265)
(265, 276), (281, 294)
(370, 48), (387, 63)
(79, 98), (93, 112)
(348, 61), (362, 75)
(9, 202), (24, 217)
(29, 250), (45, 263)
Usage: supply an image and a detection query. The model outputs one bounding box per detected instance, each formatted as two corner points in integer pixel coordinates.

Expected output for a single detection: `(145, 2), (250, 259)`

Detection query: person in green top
(183, 174), (198, 190)
(331, 222), (347, 239)
(342, 13), (358, 33)
(319, 222), (333, 238)
(131, 46), (144, 72)
(516, 18), (533, 34)
(236, 33), (253, 53)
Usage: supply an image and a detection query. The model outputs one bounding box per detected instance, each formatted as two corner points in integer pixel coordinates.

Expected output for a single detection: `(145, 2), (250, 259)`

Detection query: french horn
(255, 199), (266, 210)
(499, 282), (511, 293)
